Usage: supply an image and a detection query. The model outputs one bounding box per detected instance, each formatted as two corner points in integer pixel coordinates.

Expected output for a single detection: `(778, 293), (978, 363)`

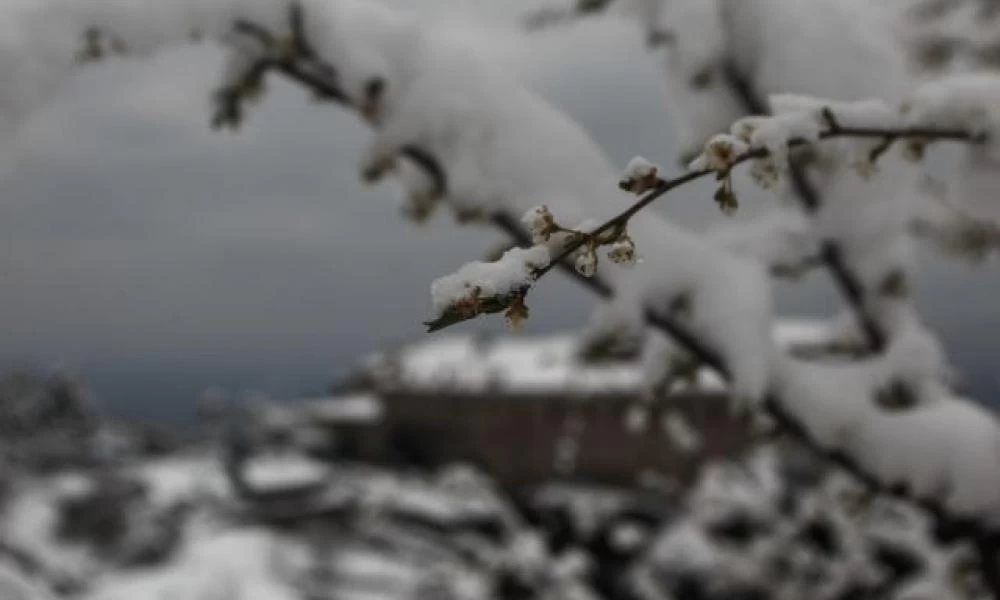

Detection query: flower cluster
(689, 134), (749, 172)
(619, 156), (661, 194)
(522, 205), (558, 244)
(688, 134), (752, 215)
(574, 247), (598, 277)
(573, 227), (639, 277)
(730, 119), (787, 189)
(607, 235), (638, 267)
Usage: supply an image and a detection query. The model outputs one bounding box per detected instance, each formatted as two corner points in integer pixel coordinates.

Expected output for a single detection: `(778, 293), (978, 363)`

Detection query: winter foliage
(1, 0), (1000, 594)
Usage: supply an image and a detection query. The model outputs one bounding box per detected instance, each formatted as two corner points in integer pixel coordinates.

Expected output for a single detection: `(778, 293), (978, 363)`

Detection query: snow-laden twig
(432, 115), (986, 332)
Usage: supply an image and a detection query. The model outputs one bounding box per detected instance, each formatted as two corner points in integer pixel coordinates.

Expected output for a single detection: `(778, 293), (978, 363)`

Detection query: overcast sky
(0, 1), (996, 424)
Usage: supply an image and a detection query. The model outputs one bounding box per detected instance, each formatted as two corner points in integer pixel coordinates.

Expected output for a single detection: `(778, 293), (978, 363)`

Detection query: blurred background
(1, 1), (998, 599)
(0, 0), (996, 428)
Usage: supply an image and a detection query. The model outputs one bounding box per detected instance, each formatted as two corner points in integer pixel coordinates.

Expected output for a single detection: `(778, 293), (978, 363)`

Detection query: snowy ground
(1, 328), (994, 600)
(0, 436), (992, 600)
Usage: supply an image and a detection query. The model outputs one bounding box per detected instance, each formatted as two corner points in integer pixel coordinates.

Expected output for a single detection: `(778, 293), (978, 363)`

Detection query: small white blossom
(574, 248), (598, 278)
(702, 134), (749, 172)
(521, 205), (556, 244)
(619, 156), (660, 194)
(607, 235), (638, 267)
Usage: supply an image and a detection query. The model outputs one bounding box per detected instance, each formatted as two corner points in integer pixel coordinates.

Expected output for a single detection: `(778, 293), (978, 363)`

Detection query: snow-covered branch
(426, 102), (986, 332)
(224, 5), (450, 197)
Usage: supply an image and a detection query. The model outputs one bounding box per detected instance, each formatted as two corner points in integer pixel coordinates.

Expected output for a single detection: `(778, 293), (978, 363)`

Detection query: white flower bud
(703, 134), (749, 172)
(522, 205), (557, 244)
(607, 236), (637, 267)
(619, 156), (660, 194)
(574, 248), (598, 278)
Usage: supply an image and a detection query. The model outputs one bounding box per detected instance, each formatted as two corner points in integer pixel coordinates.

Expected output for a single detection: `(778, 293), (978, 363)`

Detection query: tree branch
(218, 10), (999, 594)
(493, 211), (1000, 592)
(722, 63), (894, 353)
(722, 60), (1000, 597)
(527, 117), (982, 286)
(230, 12), (446, 195)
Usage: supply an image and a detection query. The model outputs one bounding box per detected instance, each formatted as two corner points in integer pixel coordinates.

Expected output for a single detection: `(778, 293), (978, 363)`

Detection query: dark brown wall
(330, 389), (751, 489)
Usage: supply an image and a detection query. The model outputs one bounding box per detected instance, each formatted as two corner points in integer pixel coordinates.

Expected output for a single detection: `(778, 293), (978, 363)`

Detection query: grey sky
(0, 2), (996, 423)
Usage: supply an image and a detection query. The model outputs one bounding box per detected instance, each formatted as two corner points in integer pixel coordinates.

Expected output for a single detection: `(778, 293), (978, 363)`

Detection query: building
(277, 321), (831, 490)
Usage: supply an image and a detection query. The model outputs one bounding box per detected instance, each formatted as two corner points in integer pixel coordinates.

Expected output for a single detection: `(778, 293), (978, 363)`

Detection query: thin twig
(530, 121), (982, 284)
(532, 169), (704, 279)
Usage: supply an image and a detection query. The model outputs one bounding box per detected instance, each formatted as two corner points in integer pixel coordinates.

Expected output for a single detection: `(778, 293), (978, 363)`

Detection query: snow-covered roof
(366, 319), (832, 396)
(302, 393), (385, 424)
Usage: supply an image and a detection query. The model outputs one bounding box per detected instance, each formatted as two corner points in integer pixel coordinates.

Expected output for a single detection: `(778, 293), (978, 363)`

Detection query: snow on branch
(428, 246), (548, 332)
(429, 90), (1000, 581)
(428, 96), (986, 333)
(5, 0), (1000, 590)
